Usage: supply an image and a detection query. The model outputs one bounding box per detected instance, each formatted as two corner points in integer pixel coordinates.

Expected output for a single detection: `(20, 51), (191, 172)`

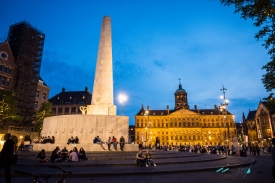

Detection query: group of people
(136, 149), (157, 167)
(93, 136), (125, 151)
(33, 136), (55, 144)
(36, 146), (88, 163)
(67, 136), (79, 144)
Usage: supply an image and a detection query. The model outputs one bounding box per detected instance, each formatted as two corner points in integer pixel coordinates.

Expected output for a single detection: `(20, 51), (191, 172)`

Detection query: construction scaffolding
(8, 21), (45, 124)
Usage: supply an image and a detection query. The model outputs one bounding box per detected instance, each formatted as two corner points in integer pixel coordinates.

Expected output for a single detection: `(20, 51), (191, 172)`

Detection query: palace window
(65, 107), (69, 113)
(71, 107), (76, 113)
(58, 108), (63, 114)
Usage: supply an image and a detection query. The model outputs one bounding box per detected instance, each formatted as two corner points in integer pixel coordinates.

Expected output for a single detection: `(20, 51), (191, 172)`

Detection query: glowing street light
(118, 93), (127, 116)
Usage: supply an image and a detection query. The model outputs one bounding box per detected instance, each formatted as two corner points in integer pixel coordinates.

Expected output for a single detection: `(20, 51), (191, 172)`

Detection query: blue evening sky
(0, 0), (269, 125)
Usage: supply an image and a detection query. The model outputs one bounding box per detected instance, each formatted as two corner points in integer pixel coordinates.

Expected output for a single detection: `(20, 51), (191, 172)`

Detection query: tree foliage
(34, 102), (54, 132)
(220, 0), (275, 91)
(0, 90), (23, 124)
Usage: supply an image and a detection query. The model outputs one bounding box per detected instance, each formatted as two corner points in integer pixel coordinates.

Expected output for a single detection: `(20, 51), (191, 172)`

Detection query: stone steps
(11, 151), (255, 177)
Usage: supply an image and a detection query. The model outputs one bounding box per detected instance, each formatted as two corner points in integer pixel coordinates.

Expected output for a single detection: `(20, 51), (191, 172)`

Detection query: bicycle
(48, 165), (72, 183)
(14, 170), (51, 183)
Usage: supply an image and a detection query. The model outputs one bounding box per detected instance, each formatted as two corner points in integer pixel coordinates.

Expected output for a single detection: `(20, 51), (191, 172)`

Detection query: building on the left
(0, 21), (50, 126)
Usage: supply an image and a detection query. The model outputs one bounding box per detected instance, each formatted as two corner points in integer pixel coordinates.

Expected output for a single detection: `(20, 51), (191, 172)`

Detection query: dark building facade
(49, 87), (92, 115)
(35, 77), (50, 110)
(0, 41), (17, 90)
(7, 21), (45, 122)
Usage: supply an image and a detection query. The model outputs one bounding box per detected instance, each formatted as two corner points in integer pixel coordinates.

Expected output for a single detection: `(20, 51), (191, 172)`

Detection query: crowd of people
(36, 146), (88, 163)
(33, 136), (55, 144)
(67, 136), (79, 144)
(93, 136), (125, 151)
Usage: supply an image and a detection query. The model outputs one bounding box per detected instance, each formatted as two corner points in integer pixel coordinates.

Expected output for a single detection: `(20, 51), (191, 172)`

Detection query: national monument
(33, 16), (135, 151)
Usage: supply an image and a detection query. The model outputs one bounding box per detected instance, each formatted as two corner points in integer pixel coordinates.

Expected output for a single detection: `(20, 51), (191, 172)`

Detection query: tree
(0, 90), (23, 125)
(34, 102), (54, 132)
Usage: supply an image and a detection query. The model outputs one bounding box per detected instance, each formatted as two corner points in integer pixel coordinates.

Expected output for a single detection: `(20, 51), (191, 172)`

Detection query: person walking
(119, 136), (125, 151)
(0, 133), (15, 183)
(256, 145), (260, 156)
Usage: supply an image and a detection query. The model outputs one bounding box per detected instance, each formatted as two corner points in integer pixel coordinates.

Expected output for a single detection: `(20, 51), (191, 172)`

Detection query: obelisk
(87, 16), (116, 115)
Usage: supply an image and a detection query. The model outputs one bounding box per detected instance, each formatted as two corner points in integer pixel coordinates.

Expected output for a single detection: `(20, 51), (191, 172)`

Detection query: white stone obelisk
(87, 16), (116, 115)
(35, 16), (135, 151)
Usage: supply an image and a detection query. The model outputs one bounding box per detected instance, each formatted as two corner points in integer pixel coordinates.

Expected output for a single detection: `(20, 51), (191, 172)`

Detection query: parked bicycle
(14, 170), (51, 183)
(48, 165), (72, 183)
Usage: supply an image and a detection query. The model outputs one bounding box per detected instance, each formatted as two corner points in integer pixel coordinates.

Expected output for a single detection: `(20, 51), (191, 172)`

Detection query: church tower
(174, 79), (189, 110)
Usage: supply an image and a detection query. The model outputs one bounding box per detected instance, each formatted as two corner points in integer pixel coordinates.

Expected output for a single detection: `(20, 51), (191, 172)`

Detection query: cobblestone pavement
(0, 153), (272, 183)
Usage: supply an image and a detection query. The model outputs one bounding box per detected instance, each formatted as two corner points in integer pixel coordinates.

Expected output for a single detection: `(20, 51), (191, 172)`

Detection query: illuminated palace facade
(135, 83), (236, 146)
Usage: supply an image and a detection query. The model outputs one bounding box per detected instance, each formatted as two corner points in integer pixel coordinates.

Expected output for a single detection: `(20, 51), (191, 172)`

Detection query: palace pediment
(169, 108), (198, 116)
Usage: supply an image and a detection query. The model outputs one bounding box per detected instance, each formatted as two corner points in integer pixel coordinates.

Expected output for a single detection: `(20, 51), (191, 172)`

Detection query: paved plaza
(0, 150), (273, 183)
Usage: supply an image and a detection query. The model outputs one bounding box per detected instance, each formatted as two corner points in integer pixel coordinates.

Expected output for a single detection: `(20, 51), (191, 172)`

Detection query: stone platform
(40, 114), (129, 144)
(33, 143), (138, 151)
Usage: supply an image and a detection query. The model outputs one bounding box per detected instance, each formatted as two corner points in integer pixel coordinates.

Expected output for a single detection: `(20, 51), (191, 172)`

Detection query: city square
(0, 0), (275, 183)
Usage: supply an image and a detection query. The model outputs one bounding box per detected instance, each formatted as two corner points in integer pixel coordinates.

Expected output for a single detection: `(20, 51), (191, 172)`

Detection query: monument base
(33, 143), (138, 152)
(40, 114), (129, 144)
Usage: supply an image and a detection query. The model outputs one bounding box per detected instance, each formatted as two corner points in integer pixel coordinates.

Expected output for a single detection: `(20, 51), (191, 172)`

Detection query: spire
(179, 78), (182, 89)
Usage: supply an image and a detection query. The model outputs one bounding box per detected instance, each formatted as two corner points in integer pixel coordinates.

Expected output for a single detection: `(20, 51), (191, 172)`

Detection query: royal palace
(135, 82), (236, 146)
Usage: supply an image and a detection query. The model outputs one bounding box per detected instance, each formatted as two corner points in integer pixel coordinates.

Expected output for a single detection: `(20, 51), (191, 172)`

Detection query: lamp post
(219, 85), (229, 146)
(118, 93), (127, 116)
(144, 107), (151, 149)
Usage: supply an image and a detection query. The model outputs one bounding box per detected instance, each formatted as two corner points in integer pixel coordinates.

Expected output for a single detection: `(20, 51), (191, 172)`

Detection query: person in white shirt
(67, 149), (78, 162)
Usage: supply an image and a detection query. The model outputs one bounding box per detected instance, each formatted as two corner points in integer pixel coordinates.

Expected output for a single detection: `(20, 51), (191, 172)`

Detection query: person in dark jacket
(78, 147), (87, 161)
(37, 149), (48, 162)
(0, 133), (15, 183)
(119, 136), (125, 151)
(50, 147), (62, 162)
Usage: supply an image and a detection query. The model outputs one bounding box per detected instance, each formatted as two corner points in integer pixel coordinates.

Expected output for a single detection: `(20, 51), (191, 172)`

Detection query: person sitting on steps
(67, 136), (75, 144)
(78, 147), (88, 161)
(75, 136), (79, 143)
(37, 149), (48, 162)
(93, 136), (105, 150)
(136, 149), (145, 167)
(67, 148), (78, 162)
(50, 147), (62, 162)
(144, 150), (156, 167)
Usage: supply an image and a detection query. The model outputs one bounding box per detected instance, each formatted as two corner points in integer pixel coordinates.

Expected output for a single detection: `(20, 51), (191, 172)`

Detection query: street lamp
(144, 107), (151, 149)
(219, 85), (230, 146)
(118, 93), (127, 116)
